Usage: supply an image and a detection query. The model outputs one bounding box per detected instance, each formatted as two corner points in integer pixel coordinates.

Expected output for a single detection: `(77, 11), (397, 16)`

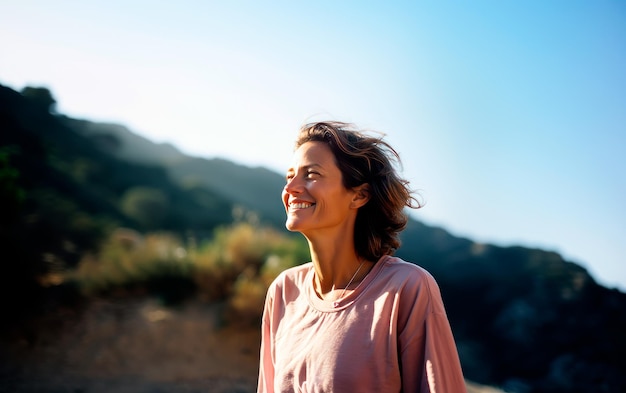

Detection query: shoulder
(264, 262), (313, 306)
(276, 262), (312, 280)
(379, 255), (438, 287)
(377, 256), (446, 313)
(268, 262), (313, 291)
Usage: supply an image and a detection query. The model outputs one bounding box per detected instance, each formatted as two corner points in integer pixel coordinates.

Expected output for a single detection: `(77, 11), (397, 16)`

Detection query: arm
(257, 290), (275, 393)
(398, 271), (467, 393)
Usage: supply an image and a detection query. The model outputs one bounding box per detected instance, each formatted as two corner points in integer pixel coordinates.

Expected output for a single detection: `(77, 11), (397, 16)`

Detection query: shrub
(68, 222), (309, 312)
(70, 229), (194, 302)
(193, 222), (308, 303)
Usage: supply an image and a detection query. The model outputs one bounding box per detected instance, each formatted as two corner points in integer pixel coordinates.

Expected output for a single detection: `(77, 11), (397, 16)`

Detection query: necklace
(332, 260), (365, 308)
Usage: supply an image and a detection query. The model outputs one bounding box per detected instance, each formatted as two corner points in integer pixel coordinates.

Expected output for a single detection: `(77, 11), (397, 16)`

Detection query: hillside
(1, 83), (625, 392)
(0, 84), (233, 319)
(66, 119), (286, 228)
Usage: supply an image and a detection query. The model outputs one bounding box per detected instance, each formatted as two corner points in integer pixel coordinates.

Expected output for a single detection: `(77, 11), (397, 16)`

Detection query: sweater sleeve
(257, 284), (275, 393)
(399, 270), (467, 393)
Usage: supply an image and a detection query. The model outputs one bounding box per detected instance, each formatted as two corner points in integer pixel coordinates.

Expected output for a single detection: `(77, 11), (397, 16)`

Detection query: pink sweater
(258, 255), (467, 393)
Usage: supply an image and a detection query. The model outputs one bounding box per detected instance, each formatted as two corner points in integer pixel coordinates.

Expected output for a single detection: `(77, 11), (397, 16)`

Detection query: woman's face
(282, 141), (359, 236)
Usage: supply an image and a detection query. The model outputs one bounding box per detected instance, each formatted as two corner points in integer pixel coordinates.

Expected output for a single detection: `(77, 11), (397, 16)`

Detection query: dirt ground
(0, 297), (501, 393)
(1, 298), (259, 393)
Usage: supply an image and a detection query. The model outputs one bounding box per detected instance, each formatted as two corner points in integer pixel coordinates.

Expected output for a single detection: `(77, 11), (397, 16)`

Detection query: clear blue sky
(1, 1), (624, 290)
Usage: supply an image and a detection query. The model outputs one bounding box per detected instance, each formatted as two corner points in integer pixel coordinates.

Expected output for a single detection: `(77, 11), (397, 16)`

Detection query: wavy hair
(294, 121), (421, 260)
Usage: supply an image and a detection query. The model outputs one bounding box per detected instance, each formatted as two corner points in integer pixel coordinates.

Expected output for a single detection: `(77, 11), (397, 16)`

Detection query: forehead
(289, 141), (337, 169)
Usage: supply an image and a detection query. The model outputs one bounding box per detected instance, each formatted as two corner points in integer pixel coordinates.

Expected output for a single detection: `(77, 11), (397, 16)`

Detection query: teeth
(291, 202), (313, 209)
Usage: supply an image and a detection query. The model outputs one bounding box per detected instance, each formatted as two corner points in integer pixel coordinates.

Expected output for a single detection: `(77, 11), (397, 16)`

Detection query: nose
(284, 175), (303, 195)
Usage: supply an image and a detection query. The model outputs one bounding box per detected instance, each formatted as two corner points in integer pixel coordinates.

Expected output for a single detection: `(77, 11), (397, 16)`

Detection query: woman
(258, 121), (466, 392)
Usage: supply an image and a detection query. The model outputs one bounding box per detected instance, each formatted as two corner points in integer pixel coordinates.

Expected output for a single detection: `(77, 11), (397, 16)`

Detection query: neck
(306, 238), (370, 295)
(300, 218), (370, 295)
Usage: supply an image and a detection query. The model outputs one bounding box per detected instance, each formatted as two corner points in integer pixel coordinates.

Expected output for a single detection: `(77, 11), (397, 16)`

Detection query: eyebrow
(286, 163), (323, 173)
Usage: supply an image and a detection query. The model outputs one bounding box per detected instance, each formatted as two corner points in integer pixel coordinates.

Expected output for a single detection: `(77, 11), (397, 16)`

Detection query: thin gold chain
(334, 260), (365, 302)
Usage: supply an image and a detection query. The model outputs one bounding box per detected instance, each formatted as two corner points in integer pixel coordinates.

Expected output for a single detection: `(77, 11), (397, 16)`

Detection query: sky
(1, 1), (625, 290)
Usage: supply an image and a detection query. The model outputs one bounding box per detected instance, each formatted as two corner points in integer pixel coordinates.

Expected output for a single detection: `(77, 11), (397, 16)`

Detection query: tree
(21, 86), (57, 113)
(121, 186), (168, 229)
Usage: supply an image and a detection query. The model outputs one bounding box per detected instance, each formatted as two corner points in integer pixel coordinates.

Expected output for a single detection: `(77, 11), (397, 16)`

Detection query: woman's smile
(289, 201), (315, 211)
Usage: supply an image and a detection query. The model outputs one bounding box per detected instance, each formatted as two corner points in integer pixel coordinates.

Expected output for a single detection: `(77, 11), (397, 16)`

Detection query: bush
(70, 229), (194, 301)
(68, 222), (309, 315)
(193, 222), (308, 303)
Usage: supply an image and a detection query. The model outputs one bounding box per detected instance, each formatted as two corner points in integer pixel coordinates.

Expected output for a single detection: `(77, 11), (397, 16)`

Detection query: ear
(350, 183), (370, 209)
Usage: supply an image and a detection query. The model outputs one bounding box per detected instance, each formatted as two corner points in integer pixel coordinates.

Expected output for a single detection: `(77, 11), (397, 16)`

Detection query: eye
(306, 171), (320, 179)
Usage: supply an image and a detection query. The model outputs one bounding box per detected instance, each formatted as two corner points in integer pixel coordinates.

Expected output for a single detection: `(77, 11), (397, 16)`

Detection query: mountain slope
(0, 84), (234, 322)
(397, 220), (626, 390)
(66, 119), (286, 227)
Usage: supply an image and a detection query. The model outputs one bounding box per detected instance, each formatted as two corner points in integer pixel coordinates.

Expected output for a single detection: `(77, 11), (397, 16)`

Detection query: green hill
(0, 84), (233, 318)
(65, 118), (286, 228)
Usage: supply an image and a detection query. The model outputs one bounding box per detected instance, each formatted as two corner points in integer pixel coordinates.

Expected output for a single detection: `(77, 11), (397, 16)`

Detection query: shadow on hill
(398, 220), (626, 392)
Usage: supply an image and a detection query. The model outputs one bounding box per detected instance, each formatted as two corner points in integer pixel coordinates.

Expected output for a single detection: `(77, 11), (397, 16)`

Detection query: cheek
(281, 188), (289, 207)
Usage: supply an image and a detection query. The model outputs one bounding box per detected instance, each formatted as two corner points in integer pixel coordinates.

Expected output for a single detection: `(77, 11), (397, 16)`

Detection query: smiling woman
(258, 121), (467, 393)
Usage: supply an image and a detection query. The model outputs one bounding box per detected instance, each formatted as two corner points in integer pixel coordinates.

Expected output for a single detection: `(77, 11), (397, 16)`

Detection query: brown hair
(295, 121), (421, 260)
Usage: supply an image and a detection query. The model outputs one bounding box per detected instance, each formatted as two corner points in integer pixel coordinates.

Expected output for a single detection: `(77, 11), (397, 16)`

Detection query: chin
(284, 219), (297, 231)
(285, 218), (308, 233)
(285, 222), (300, 232)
